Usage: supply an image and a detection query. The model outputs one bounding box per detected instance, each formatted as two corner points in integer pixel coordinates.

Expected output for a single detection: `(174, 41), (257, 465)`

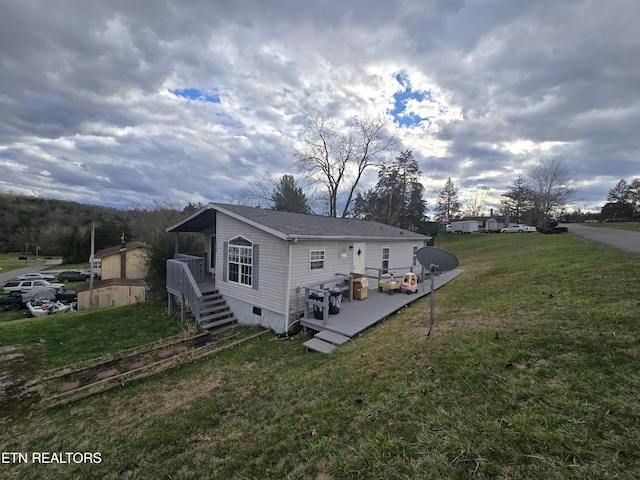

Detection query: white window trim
(228, 236), (253, 287)
(382, 246), (390, 273)
(310, 249), (325, 271)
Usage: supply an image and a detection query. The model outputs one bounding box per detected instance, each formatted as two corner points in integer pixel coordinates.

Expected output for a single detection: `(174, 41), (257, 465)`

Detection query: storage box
(352, 277), (369, 300)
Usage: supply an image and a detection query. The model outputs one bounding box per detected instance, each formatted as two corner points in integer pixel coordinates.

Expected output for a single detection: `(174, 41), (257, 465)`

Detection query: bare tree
(463, 186), (491, 218)
(295, 111), (397, 217)
(527, 156), (575, 228)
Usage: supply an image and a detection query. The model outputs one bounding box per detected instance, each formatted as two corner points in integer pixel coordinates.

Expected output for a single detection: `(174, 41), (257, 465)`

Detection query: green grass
(1, 233), (640, 479)
(0, 252), (85, 275)
(585, 221), (640, 231)
(0, 252), (41, 274)
(0, 302), (183, 368)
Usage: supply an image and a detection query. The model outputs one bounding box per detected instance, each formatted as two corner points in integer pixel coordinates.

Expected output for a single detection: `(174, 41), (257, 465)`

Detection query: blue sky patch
(389, 72), (435, 128)
(172, 88), (220, 103)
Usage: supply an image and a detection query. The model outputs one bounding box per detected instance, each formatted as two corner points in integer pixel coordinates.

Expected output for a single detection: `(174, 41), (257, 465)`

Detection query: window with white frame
(310, 250), (325, 270)
(228, 237), (253, 286)
(413, 245), (418, 266)
(382, 247), (390, 274)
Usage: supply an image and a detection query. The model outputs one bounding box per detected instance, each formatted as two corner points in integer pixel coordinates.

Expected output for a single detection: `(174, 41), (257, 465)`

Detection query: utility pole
(89, 223), (95, 310)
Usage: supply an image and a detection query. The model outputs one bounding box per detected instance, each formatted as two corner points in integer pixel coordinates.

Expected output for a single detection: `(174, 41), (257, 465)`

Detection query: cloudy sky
(1, 0), (639, 214)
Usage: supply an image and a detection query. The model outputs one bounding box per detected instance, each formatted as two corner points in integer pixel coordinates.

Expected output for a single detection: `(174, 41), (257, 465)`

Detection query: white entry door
(352, 243), (366, 274)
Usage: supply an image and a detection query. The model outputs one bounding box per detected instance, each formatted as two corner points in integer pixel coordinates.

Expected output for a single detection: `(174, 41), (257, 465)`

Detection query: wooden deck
(301, 269), (464, 339)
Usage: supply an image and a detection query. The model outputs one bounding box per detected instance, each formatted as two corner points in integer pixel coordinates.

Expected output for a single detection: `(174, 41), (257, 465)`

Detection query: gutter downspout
(283, 237), (295, 334)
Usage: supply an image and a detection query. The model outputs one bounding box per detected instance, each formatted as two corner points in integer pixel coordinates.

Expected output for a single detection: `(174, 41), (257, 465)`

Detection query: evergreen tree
(601, 177), (640, 220)
(353, 151), (425, 229)
(502, 174), (535, 224)
(271, 175), (311, 214)
(434, 178), (461, 222)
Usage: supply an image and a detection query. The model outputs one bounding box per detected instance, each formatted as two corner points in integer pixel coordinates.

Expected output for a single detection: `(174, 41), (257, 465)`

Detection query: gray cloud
(1, 0), (639, 213)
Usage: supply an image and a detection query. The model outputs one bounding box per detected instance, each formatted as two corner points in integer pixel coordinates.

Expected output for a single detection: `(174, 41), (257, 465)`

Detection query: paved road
(561, 223), (640, 256)
(0, 258), (63, 285)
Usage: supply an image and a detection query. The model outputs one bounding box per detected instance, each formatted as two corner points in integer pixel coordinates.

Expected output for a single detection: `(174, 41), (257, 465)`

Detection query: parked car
(58, 270), (91, 283)
(0, 291), (25, 311)
(2, 279), (66, 294)
(500, 224), (538, 233)
(15, 272), (55, 281)
(55, 290), (78, 303)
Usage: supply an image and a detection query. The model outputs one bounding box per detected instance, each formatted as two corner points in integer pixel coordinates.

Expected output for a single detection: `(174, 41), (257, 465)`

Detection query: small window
(382, 247), (390, 274)
(310, 250), (325, 270)
(413, 245), (418, 266)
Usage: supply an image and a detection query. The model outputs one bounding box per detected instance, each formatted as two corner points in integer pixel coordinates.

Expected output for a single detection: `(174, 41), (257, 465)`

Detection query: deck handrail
(167, 259), (203, 322)
(366, 265), (425, 283)
(173, 253), (206, 283)
(303, 273), (354, 325)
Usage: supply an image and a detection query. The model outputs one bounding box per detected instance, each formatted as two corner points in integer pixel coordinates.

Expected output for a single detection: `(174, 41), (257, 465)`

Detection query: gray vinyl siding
(366, 241), (420, 273)
(216, 213), (288, 314)
(287, 239), (425, 315)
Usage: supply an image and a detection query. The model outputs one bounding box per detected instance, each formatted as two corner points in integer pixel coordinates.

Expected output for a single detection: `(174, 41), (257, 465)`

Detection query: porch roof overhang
(166, 206), (218, 233)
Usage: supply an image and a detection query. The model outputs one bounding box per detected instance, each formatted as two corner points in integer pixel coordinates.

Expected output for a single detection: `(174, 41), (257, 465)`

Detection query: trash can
(309, 291), (325, 320)
(328, 287), (342, 314)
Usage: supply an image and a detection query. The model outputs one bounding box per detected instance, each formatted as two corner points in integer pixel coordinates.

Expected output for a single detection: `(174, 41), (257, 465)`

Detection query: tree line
(245, 112), (577, 230)
(0, 193), (201, 262)
(601, 178), (640, 221)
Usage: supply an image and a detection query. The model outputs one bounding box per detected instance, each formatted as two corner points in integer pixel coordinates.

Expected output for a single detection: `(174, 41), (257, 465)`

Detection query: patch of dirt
(0, 344), (45, 424)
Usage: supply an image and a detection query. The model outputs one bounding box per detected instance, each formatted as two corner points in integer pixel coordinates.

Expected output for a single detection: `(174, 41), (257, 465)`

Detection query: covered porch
(301, 269), (464, 352)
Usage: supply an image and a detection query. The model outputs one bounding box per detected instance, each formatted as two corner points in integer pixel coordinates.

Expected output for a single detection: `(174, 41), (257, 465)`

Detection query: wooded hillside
(0, 193), (200, 263)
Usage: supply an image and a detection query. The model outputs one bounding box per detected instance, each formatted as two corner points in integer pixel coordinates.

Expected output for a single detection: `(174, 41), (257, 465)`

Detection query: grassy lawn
(1, 233), (639, 479)
(0, 302), (184, 368)
(583, 221), (640, 231)
(0, 252), (42, 275)
(0, 252), (85, 276)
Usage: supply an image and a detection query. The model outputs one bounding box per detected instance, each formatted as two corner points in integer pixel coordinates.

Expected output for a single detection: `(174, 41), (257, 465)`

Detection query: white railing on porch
(167, 258), (203, 323)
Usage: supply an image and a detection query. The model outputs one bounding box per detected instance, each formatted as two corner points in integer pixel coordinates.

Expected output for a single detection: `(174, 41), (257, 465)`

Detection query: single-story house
(95, 240), (147, 281)
(166, 203), (432, 334)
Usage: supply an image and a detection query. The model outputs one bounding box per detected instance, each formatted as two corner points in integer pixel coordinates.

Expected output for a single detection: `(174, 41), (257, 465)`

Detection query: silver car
(500, 224), (538, 233)
(15, 272), (56, 281)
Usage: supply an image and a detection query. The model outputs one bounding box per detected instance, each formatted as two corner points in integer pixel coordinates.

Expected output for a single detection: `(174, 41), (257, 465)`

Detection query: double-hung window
(310, 250), (325, 270)
(228, 237), (253, 287)
(382, 247), (390, 274)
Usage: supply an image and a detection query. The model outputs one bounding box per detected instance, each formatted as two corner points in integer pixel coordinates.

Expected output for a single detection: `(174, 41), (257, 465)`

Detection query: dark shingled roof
(167, 203), (429, 241)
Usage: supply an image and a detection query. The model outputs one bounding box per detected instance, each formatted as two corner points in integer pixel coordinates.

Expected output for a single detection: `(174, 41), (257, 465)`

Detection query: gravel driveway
(561, 223), (640, 256)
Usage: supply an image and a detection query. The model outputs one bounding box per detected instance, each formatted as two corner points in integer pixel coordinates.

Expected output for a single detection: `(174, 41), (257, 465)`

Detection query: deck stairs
(198, 288), (237, 331)
(303, 330), (351, 354)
